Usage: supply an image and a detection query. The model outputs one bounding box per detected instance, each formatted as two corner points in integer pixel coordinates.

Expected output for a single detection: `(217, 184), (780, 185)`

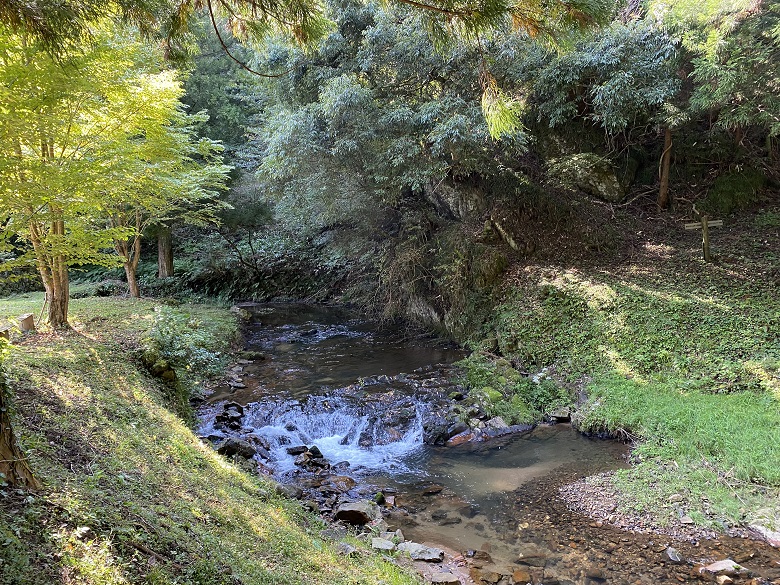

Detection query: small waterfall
(200, 394), (427, 475)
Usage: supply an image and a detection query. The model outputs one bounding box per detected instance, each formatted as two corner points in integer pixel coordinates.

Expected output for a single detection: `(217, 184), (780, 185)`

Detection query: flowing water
(199, 304), (780, 584)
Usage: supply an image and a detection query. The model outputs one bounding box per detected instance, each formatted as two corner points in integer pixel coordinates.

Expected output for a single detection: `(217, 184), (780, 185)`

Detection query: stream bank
(200, 303), (780, 585)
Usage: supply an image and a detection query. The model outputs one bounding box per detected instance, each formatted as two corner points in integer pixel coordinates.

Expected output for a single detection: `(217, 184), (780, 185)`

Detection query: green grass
(467, 216), (780, 532)
(0, 295), (420, 585)
(577, 377), (780, 529)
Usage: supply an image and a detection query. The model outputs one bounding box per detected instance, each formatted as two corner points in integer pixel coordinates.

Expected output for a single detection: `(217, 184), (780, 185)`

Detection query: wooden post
(701, 215), (711, 262)
(685, 217), (723, 263)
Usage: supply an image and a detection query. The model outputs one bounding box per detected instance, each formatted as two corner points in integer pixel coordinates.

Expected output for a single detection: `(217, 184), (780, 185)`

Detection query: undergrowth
(457, 353), (572, 424)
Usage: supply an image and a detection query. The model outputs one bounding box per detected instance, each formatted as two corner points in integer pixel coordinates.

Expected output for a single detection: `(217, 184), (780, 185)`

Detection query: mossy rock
(702, 168), (767, 215)
(547, 153), (626, 203)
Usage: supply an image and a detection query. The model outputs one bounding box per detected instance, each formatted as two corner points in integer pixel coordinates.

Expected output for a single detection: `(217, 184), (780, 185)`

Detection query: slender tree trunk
(28, 217), (69, 328)
(0, 370), (40, 489)
(118, 222), (143, 298)
(124, 262), (140, 298)
(657, 126), (673, 210)
(157, 225), (174, 278)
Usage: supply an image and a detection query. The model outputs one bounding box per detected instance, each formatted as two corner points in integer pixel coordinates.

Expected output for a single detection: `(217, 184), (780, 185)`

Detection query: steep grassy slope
(0, 295), (419, 585)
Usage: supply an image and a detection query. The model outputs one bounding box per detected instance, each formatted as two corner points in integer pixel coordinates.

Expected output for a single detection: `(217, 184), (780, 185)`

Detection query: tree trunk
(657, 126), (673, 210)
(47, 217), (70, 328)
(46, 275), (70, 328)
(157, 225), (174, 278)
(124, 262), (140, 298)
(0, 371), (40, 489)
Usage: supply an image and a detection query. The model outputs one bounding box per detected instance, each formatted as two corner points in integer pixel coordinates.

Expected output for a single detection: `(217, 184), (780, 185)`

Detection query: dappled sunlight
(603, 347), (645, 382)
(55, 531), (131, 585)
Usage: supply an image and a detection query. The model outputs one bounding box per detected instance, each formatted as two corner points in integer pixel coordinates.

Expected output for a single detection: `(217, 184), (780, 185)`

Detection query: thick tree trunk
(657, 126), (673, 210)
(157, 225), (174, 278)
(125, 262), (140, 298)
(46, 276), (70, 329)
(0, 372), (40, 489)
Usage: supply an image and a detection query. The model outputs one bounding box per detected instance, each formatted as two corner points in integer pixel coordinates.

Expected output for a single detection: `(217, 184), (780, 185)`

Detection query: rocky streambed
(196, 304), (780, 585)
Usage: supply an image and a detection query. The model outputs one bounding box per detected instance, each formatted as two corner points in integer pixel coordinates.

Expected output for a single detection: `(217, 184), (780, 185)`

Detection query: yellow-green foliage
(0, 295), (420, 585)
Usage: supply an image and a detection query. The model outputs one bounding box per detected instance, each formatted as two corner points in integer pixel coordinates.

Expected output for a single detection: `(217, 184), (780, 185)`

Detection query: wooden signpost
(685, 214), (723, 262)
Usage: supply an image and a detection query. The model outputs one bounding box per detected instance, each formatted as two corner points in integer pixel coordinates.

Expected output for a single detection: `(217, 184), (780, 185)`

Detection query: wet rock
(665, 547), (683, 563)
(397, 542), (445, 562)
(422, 484), (445, 495)
(371, 538), (396, 551)
(309, 445), (324, 458)
(326, 475), (356, 492)
(702, 559), (747, 576)
(465, 550), (492, 566)
(512, 568), (532, 583)
(215, 402), (244, 430)
(424, 417), (450, 445)
(447, 430), (477, 446)
(470, 568), (502, 584)
(245, 433), (271, 451)
(516, 550), (546, 567)
(431, 572), (461, 585)
(294, 452), (312, 466)
(216, 437), (257, 459)
(446, 421), (469, 438)
(334, 501), (382, 525)
(287, 445), (308, 455)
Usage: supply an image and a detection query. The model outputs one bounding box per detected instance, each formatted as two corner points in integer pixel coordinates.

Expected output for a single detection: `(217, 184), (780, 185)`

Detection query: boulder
(397, 542), (444, 562)
(548, 153), (626, 203)
(371, 538), (396, 552)
(485, 417), (509, 430)
(334, 501), (382, 525)
(216, 438), (257, 459)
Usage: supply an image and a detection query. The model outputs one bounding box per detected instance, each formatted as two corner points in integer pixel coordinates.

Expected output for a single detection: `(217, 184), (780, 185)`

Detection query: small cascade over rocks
(198, 366), (470, 477)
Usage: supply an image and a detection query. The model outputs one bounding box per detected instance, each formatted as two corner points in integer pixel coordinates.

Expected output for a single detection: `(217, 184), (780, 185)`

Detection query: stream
(198, 303), (780, 585)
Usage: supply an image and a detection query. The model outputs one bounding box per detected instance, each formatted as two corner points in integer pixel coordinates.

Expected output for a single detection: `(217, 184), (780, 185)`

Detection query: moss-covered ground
(0, 294), (419, 585)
